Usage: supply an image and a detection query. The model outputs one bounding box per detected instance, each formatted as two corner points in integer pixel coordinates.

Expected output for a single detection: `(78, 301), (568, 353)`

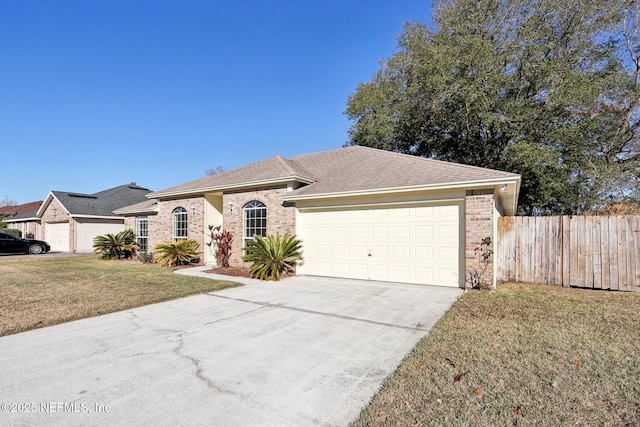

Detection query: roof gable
(149, 156), (316, 198)
(38, 183), (152, 218)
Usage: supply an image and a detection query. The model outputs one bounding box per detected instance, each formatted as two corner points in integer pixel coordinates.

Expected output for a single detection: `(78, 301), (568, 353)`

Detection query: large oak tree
(345, 0), (639, 215)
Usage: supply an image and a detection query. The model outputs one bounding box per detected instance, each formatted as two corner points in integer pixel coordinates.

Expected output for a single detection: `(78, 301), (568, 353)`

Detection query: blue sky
(1, 1), (433, 204)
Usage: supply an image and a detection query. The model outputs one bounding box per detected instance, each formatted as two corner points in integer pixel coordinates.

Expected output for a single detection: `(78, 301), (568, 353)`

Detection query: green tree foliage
(242, 234), (304, 281)
(345, 0), (640, 215)
(154, 239), (200, 267)
(93, 229), (138, 259)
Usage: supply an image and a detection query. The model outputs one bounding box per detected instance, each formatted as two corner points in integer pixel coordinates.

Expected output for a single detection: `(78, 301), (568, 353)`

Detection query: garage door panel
(393, 226), (410, 239)
(352, 227), (368, 239)
(45, 223), (70, 252)
(335, 245), (349, 257)
(415, 246), (434, 260)
(351, 263), (368, 276)
(298, 203), (461, 287)
(392, 246), (410, 258)
(318, 245), (332, 256)
(439, 225), (458, 238)
(372, 226), (388, 239)
(318, 227), (332, 239)
(335, 227), (350, 238)
(415, 225), (434, 239)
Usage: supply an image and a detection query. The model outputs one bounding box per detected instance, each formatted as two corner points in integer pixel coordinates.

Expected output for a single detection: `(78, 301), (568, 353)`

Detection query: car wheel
(28, 244), (44, 255)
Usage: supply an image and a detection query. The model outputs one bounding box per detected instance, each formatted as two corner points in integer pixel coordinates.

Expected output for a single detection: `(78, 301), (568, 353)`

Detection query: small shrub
(25, 232), (34, 239)
(4, 229), (22, 238)
(242, 233), (303, 281)
(154, 239), (200, 267)
(138, 251), (154, 264)
(93, 229), (138, 259)
(205, 225), (233, 268)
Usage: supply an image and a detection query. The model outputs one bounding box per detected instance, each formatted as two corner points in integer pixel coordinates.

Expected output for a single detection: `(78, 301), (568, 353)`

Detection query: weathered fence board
(497, 216), (639, 292)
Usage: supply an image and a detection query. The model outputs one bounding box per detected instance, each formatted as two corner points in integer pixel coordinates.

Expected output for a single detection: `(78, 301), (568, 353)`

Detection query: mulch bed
(204, 266), (252, 278)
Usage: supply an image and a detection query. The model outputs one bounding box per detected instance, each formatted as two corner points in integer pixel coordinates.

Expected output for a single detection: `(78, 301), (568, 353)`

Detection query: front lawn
(355, 283), (640, 426)
(0, 256), (241, 336)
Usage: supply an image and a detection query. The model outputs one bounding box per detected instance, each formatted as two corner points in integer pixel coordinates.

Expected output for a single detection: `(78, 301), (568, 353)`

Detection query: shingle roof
(151, 146), (519, 198)
(149, 156), (317, 197)
(0, 201), (42, 218)
(50, 183), (151, 217)
(287, 146), (519, 197)
(113, 198), (159, 215)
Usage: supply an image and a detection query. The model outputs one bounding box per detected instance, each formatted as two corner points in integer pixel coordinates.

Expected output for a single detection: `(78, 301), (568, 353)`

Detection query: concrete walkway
(0, 269), (462, 426)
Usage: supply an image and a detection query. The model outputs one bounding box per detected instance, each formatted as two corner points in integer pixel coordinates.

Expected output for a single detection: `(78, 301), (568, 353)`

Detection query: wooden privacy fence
(497, 216), (640, 291)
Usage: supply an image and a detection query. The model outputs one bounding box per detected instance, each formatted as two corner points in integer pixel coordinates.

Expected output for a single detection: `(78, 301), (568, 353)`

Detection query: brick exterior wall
(465, 189), (496, 289)
(144, 197), (206, 258)
(222, 186), (296, 266)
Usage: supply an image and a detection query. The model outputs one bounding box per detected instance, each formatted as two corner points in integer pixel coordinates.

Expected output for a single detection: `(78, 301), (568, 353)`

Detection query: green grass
(354, 283), (640, 426)
(0, 256), (241, 336)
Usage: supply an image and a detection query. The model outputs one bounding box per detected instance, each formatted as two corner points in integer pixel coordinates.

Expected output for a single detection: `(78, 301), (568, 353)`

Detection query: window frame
(243, 200), (267, 250)
(136, 215), (148, 252)
(172, 207), (188, 240)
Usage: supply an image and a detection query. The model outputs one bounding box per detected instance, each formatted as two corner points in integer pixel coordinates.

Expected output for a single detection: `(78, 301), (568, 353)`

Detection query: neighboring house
(25, 183), (152, 252)
(116, 146), (521, 288)
(2, 201), (43, 237)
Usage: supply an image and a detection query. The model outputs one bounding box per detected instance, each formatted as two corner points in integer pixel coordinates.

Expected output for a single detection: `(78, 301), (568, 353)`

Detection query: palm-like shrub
(242, 233), (303, 281)
(93, 229), (138, 259)
(154, 239), (200, 267)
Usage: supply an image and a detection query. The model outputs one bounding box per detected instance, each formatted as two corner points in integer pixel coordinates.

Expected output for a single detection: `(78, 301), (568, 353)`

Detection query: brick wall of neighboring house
(40, 197), (73, 250)
(124, 214), (161, 254)
(465, 189), (496, 289)
(223, 186), (296, 266)
(152, 197), (206, 258)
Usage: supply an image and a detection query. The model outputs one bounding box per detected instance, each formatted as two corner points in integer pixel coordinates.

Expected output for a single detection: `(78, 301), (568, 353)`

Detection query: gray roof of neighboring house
(150, 146), (520, 199)
(113, 198), (159, 215)
(49, 183), (151, 217)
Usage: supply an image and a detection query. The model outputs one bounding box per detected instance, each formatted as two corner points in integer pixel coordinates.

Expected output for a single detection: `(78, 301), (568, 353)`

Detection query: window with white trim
(136, 216), (148, 252)
(243, 200), (267, 248)
(173, 207), (188, 240)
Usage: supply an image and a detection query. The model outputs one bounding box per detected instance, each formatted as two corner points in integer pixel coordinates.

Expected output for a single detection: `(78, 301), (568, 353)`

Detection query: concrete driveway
(0, 271), (461, 426)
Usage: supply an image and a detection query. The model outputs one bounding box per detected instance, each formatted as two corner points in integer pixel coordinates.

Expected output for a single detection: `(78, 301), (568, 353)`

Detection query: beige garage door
(75, 219), (124, 252)
(297, 203), (462, 287)
(45, 222), (70, 252)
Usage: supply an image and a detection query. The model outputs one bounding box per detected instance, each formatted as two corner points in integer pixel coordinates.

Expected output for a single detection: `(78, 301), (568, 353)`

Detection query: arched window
(173, 207), (188, 240)
(243, 200), (267, 248)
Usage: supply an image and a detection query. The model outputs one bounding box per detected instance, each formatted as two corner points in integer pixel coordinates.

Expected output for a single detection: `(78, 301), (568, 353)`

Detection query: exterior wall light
(499, 184), (508, 193)
(229, 202), (234, 213)
(190, 205), (196, 215)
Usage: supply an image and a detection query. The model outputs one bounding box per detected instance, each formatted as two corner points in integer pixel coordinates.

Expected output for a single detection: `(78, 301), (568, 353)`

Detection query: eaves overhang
(148, 175), (315, 199)
(283, 176), (522, 215)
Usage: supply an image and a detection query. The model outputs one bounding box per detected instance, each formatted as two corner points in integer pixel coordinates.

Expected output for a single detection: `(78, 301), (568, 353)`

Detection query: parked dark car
(0, 230), (51, 254)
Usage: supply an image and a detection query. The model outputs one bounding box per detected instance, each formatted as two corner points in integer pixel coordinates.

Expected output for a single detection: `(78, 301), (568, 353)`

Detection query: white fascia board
(149, 176), (314, 199)
(283, 177), (521, 201)
(113, 205), (159, 215)
(5, 216), (39, 223)
(71, 215), (124, 220)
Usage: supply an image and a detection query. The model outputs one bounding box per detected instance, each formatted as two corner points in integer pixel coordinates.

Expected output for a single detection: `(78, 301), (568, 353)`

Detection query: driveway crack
(206, 294), (429, 331)
(171, 332), (237, 396)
